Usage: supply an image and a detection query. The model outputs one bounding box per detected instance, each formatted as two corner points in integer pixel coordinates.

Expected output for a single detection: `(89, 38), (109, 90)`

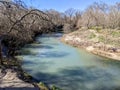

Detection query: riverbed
(16, 33), (120, 90)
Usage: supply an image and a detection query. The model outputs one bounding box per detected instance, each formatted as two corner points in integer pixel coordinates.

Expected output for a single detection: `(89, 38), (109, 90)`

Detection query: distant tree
(108, 3), (120, 29)
(64, 8), (76, 24)
(45, 9), (63, 26)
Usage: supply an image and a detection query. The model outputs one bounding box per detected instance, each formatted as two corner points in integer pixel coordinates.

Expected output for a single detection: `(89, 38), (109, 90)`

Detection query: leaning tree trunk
(0, 43), (3, 65)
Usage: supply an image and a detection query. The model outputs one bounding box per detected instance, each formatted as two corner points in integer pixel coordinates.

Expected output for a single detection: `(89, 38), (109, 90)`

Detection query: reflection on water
(16, 34), (120, 90)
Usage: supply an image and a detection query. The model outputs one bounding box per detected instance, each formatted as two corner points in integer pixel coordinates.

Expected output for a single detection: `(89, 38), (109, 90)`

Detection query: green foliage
(111, 31), (120, 37)
(23, 72), (33, 79)
(51, 85), (63, 90)
(38, 82), (45, 86)
(21, 49), (37, 55)
(98, 36), (105, 42)
(89, 33), (96, 39)
(21, 49), (31, 54)
(90, 26), (102, 33)
(37, 82), (49, 90)
(2, 58), (20, 67)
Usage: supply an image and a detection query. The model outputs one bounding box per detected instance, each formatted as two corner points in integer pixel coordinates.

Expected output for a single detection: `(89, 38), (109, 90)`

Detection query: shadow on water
(24, 44), (54, 49)
(96, 58), (120, 69)
(39, 33), (63, 38)
(20, 45), (55, 55)
(20, 50), (37, 55)
(33, 66), (120, 90)
(23, 59), (55, 70)
(37, 51), (69, 58)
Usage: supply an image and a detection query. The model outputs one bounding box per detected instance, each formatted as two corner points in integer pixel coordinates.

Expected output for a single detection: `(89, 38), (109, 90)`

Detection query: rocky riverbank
(61, 29), (120, 61)
(0, 58), (37, 89)
(0, 69), (34, 88)
(0, 58), (50, 90)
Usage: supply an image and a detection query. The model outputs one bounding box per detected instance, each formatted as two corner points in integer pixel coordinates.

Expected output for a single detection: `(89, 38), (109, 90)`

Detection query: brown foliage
(0, 0), (55, 62)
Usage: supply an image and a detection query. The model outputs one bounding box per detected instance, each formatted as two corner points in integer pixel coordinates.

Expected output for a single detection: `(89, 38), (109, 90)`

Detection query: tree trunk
(0, 44), (3, 65)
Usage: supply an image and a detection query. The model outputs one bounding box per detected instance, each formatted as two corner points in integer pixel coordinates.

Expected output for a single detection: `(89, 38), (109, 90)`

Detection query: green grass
(98, 36), (105, 43)
(90, 26), (102, 33)
(89, 33), (96, 39)
(111, 31), (120, 37)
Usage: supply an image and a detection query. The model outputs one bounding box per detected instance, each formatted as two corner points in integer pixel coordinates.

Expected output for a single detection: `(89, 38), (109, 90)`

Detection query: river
(16, 33), (120, 90)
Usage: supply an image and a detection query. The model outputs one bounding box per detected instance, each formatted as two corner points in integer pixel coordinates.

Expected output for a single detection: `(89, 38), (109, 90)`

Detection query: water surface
(17, 34), (120, 90)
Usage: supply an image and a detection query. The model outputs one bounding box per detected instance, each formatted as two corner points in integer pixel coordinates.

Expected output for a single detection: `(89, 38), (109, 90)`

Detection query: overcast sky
(22, 0), (120, 12)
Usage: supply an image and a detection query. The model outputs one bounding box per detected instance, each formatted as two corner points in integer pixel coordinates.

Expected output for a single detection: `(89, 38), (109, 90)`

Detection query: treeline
(0, 0), (56, 64)
(46, 2), (120, 33)
(0, 0), (54, 44)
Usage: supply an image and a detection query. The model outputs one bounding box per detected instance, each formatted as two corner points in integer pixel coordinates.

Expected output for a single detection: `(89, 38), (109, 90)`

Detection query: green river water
(16, 34), (120, 90)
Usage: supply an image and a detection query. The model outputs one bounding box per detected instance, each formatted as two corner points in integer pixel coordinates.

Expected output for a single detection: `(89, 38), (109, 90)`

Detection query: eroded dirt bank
(61, 29), (120, 61)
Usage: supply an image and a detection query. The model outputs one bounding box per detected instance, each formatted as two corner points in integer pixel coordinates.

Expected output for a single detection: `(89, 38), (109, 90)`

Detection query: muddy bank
(61, 30), (120, 61)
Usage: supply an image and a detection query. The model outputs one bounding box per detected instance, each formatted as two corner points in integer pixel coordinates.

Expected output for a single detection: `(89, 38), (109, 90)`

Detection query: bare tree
(0, 0), (54, 65)
(64, 8), (76, 24)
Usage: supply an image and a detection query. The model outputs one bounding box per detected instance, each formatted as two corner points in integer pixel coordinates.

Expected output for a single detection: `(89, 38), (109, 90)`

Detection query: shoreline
(0, 58), (36, 88)
(0, 33), (61, 90)
(61, 34), (120, 61)
(0, 57), (50, 90)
